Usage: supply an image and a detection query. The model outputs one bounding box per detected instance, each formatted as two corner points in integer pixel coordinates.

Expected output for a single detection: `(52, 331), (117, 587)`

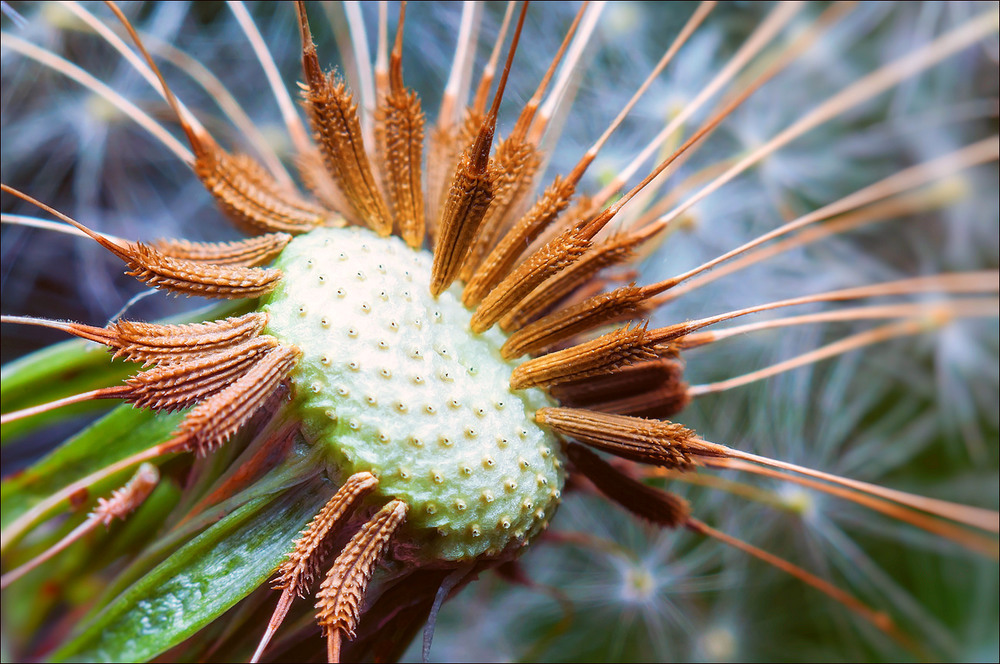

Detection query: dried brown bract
(151, 233), (292, 267)
(374, 3), (426, 248)
(173, 344), (300, 455)
(510, 323), (659, 389)
(297, 2), (393, 236)
(316, 500), (409, 662)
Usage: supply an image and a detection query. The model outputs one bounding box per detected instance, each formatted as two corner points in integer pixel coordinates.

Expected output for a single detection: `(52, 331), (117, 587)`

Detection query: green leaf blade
(51, 479), (327, 663)
(1, 404), (183, 534)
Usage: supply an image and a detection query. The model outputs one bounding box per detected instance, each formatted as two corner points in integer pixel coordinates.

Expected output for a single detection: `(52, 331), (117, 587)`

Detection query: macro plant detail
(0, 1), (998, 663)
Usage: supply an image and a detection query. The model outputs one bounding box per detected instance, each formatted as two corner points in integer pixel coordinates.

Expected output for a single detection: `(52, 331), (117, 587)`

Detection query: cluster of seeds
(0, 3), (996, 663)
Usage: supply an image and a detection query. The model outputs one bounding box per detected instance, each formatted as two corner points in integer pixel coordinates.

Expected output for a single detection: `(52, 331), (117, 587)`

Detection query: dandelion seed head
(1, 2), (997, 661)
(618, 560), (659, 605)
(697, 624), (739, 662)
(779, 485), (819, 521)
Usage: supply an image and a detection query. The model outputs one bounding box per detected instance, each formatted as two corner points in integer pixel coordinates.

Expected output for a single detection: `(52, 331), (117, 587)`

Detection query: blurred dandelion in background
(1, 1), (998, 662)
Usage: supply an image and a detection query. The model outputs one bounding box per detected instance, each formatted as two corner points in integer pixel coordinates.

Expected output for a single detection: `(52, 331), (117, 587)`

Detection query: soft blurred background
(2, 2), (998, 661)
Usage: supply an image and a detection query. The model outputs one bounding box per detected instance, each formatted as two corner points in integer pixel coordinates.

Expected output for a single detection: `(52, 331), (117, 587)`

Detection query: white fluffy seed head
(262, 227), (566, 562)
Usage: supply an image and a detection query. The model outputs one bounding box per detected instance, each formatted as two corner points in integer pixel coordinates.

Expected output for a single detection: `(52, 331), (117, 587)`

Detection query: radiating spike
(458, 137), (541, 282)
(643, 272), (1000, 348)
(252, 472), (379, 663)
(518, 193), (599, 263)
(374, 2), (426, 248)
(146, 20), (297, 188)
(0, 464), (159, 589)
(701, 451), (1000, 535)
(63, 1), (291, 188)
(646, 6), (1000, 236)
(123, 242), (283, 299)
(1, 213), (124, 243)
(430, 144), (497, 294)
(512, 2), (590, 143)
(462, 175), (576, 305)
(374, 2), (389, 104)
(427, 109), (481, 243)
(502, 284), (645, 359)
(0, 386), (129, 426)
(61, 1), (207, 138)
(277, 473), (380, 598)
(1, 184), (282, 299)
(424, 3), (483, 231)
(437, 2), (483, 130)
(592, 2), (804, 207)
(1, 444), (173, 554)
(124, 336), (280, 412)
(173, 344), (300, 455)
(536, 407), (724, 469)
(425, 1), (498, 238)
(685, 517), (904, 644)
(680, 299), (1000, 350)
(470, 1), (516, 118)
(557, 266), (640, 310)
(194, 147), (330, 235)
(297, 1), (393, 236)
(551, 358), (681, 404)
(425, 128), (464, 243)
(297, 148), (357, 224)
(653, 139), (998, 303)
(471, 87), (719, 326)
(316, 500), (409, 662)
(457, 2), (588, 282)
(512, 3), (838, 299)
(584, 384), (691, 420)
(516, 271), (998, 370)
(567, 444), (690, 528)
(519, 271), (999, 366)
(111, 313), (268, 364)
(105, 2), (330, 235)
(0, 32), (193, 164)
(340, 1), (378, 146)
(605, 2), (846, 217)
(465, 1), (718, 305)
(151, 233), (291, 267)
(499, 233), (642, 333)
(551, 358), (690, 419)
(430, 3), (528, 295)
(687, 319), (934, 397)
(699, 458), (999, 558)
(0, 312), (270, 366)
(227, 0), (313, 156)
(510, 323), (659, 389)
(530, 2), (606, 150)
(471, 226), (591, 333)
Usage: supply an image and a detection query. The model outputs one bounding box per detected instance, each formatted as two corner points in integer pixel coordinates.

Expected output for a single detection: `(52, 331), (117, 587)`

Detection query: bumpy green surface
(261, 228), (565, 562)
